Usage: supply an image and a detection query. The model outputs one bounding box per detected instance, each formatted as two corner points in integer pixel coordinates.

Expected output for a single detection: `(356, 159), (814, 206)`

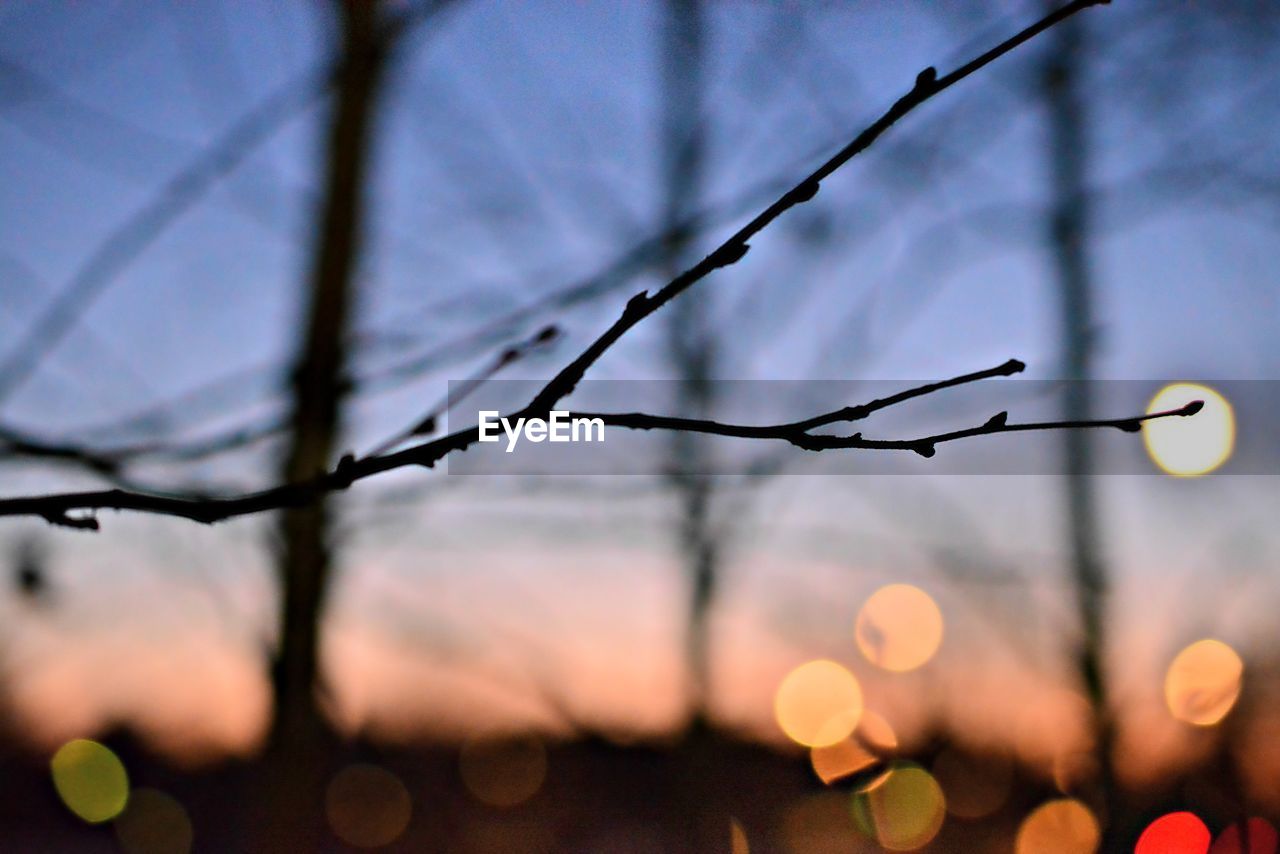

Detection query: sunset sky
(1, 0), (1278, 818)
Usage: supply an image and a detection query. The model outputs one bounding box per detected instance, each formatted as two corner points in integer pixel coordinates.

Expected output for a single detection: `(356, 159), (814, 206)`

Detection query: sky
(1, 0), (1279, 799)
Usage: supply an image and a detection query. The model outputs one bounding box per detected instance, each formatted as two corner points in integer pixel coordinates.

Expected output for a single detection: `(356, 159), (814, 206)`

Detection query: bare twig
(0, 179), (763, 474)
(0, 98), (961, 479)
(576, 391), (1202, 459)
(0, 364), (1199, 531)
(0, 322), (562, 472)
(0, 424), (124, 476)
(524, 0), (1111, 415)
(366, 324), (560, 456)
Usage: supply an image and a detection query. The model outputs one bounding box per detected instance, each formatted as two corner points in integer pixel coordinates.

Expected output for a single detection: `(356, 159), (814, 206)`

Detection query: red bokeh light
(1136, 812), (1211, 854)
(1209, 818), (1279, 854)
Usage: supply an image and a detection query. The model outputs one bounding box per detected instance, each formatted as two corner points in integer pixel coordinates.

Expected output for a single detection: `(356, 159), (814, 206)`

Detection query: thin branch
(0, 322), (562, 472)
(0, 100), (952, 478)
(780, 358), (1026, 432)
(577, 394), (1203, 459)
(366, 324), (559, 456)
(0, 364), (1199, 531)
(0, 0), (1119, 530)
(0, 425), (240, 497)
(0, 424), (124, 476)
(0, 171), (768, 474)
(525, 0), (1110, 415)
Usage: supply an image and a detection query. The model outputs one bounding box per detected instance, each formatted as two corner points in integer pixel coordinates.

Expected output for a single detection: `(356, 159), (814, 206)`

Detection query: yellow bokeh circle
(851, 762), (947, 851)
(50, 738), (129, 824)
(1144, 383), (1234, 476)
(1164, 638), (1243, 726)
(1015, 798), (1100, 854)
(774, 659), (864, 748)
(856, 584), (944, 672)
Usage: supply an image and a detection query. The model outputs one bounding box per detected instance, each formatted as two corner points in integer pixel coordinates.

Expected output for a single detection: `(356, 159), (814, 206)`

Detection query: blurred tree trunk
(660, 0), (721, 728)
(256, 1), (387, 847)
(1042, 10), (1122, 840)
(659, 3), (730, 848)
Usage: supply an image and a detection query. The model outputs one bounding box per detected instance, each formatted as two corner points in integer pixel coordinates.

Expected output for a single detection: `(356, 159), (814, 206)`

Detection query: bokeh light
(1015, 799), (1100, 854)
(459, 733), (548, 808)
(932, 748), (1012, 820)
(50, 738), (129, 824)
(779, 793), (860, 854)
(1164, 638), (1244, 726)
(850, 762), (946, 851)
(114, 788), (193, 854)
(1136, 812), (1211, 854)
(731, 817), (750, 854)
(325, 763), (412, 849)
(1210, 818), (1280, 854)
(857, 710), (899, 752)
(1144, 382), (1234, 476)
(855, 584), (943, 672)
(810, 708), (899, 785)
(810, 737), (877, 785)
(774, 660), (864, 748)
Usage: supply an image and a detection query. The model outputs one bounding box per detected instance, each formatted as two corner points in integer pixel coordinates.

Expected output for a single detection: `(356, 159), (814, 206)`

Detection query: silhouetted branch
(577, 392), (1201, 459)
(367, 324), (560, 456)
(0, 0), (1123, 531)
(779, 358), (1028, 432)
(0, 364), (1198, 531)
(525, 0), (1111, 414)
(0, 321), (562, 472)
(0, 169), (780, 475)
(0, 424), (124, 476)
(0, 88), (970, 479)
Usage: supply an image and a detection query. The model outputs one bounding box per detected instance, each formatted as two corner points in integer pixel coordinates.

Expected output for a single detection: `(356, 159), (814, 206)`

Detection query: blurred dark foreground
(2, 726), (1274, 853)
